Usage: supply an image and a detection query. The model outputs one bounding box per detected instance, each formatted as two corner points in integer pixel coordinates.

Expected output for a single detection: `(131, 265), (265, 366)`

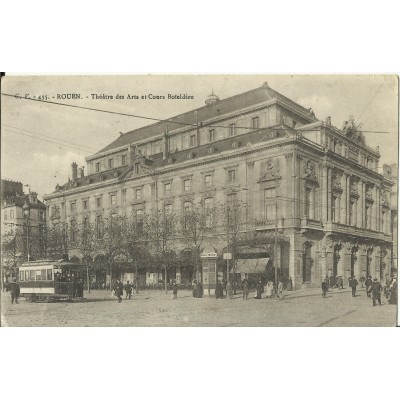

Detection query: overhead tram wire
(1, 123), (99, 152)
(3, 128), (95, 154)
(1, 92), (391, 135)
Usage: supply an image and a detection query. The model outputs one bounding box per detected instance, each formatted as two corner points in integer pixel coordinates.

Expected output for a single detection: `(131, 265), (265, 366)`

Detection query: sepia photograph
(1, 75), (398, 327)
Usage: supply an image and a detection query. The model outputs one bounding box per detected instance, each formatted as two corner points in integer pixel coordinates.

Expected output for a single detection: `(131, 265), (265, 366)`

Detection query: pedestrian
(226, 281), (233, 299)
(277, 280), (284, 299)
(349, 276), (358, 297)
(215, 281), (224, 299)
(125, 280), (132, 299)
(10, 279), (20, 304)
(287, 277), (293, 291)
(371, 278), (382, 306)
(365, 276), (373, 297)
(242, 279), (249, 300)
(389, 277), (397, 305)
(192, 280), (197, 298)
(321, 279), (328, 298)
(329, 275), (335, 288)
(114, 278), (124, 303)
(338, 276), (344, 289)
(172, 279), (178, 299)
(196, 281), (203, 298)
(265, 281), (274, 298)
(255, 280), (263, 299)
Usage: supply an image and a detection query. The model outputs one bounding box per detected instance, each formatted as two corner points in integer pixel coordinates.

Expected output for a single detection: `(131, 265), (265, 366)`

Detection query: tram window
(30, 270), (35, 281)
(36, 270), (42, 280)
(41, 269), (46, 280)
(25, 271), (29, 281)
(47, 269), (53, 280)
(20, 271), (24, 281)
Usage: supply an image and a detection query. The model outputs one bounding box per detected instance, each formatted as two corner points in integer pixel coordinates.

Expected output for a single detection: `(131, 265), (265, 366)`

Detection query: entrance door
(367, 248), (373, 278)
(351, 247), (358, 278)
(302, 243), (313, 283)
(333, 245), (341, 279)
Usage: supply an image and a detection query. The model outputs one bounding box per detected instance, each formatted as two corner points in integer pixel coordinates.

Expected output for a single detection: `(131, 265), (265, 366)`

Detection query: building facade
(43, 83), (395, 289)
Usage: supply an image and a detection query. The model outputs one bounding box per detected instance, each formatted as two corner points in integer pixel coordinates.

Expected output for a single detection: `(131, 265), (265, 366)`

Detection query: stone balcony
(324, 221), (388, 241)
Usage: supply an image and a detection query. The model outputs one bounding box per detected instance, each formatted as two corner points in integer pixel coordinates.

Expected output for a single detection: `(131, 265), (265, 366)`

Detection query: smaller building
(1, 180), (46, 286)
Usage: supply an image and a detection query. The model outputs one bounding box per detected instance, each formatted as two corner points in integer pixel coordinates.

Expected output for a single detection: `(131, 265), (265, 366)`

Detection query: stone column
(321, 165), (328, 222)
(376, 187), (381, 231)
(327, 168), (332, 222)
(340, 173), (347, 225)
(357, 180), (363, 227)
(246, 161), (255, 226)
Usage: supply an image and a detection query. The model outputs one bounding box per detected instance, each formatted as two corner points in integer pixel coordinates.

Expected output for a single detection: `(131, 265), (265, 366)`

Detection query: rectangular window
(96, 198), (102, 208)
(136, 209), (144, 233)
(265, 188), (277, 221)
(252, 116), (259, 129)
(25, 270), (29, 281)
(205, 174), (212, 188)
(29, 270), (35, 281)
(47, 269), (53, 280)
(349, 201), (355, 226)
(135, 163), (140, 175)
(265, 188), (276, 199)
(229, 124), (236, 137)
(96, 163), (101, 173)
(121, 189), (126, 205)
(96, 215), (103, 239)
(36, 270), (43, 281)
(305, 188), (312, 218)
(184, 179), (191, 192)
(382, 211), (386, 232)
(204, 197), (213, 228)
(365, 206), (370, 229)
(4, 211), (7, 220)
(109, 159), (113, 169)
(110, 194), (117, 206)
(227, 193), (238, 227)
(332, 196), (337, 222)
(38, 211), (43, 220)
(183, 201), (192, 213)
(164, 182), (171, 194)
(265, 203), (277, 221)
(190, 135), (196, 147)
(83, 199), (88, 210)
(208, 129), (215, 143)
(70, 202), (76, 213)
(122, 155), (127, 166)
(136, 188), (142, 200)
(227, 169), (236, 183)
(19, 271), (24, 281)
(10, 210), (14, 219)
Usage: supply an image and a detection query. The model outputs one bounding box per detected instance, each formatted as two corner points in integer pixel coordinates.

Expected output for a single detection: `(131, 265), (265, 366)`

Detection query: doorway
(302, 242), (313, 283)
(333, 244), (341, 279)
(367, 248), (373, 278)
(351, 247), (358, 278)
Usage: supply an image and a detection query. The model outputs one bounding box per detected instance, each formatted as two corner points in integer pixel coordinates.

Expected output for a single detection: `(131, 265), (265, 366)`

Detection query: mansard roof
(51, 125), (296, 194)
(97, 83), (317, 154)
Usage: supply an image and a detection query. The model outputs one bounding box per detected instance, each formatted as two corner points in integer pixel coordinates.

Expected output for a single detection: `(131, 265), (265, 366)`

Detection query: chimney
(325, 116), (331, 125)
(71, 162), (78, 181)
(163, 132), (169, 160)
(78, 167), (85, 179)
(28, 191), (38, 204)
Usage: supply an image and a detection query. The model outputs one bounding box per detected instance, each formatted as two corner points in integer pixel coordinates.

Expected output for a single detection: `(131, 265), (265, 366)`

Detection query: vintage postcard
(1, 75), (398, 326)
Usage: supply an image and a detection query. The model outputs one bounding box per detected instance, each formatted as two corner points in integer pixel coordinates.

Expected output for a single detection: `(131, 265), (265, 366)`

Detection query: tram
(18, 259), (84, 302)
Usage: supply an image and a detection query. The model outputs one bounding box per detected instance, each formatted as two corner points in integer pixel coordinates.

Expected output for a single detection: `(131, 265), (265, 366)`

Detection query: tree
(146, 209), (178, 293)
(180, 200), (210, 282)
(47, 222), (69, 259)
(98, 214), (129, 290)
(218, 195), (247, 283)
(73, 220), (97, 292)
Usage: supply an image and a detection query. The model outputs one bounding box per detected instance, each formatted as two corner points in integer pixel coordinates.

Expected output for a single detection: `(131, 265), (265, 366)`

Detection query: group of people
(254, 279), (284, 299)
(321, 274), (398, 306)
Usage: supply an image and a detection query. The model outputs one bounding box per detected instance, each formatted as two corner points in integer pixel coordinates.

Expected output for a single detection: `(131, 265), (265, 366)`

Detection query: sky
(1, 75), (398, 200)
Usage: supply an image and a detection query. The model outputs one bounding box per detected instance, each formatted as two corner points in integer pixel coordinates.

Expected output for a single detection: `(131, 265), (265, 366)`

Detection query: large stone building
(43, 82), (395, 289)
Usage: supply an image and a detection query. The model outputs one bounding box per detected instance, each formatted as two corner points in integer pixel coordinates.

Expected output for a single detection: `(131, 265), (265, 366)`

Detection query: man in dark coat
(215, 281), (223, 299)
(172, 280), (178, 299)
(192, 280), (197, 298)
(242, 279), (249, 300)
(349, 276), (358, 297)
(114, 279), (124, 303)
(371, 278), (382, 306)
(196, 281), (203, 298)
(389, 278), (397, 305)
(365, 276), (373, 297)
(125, 280), (132, 299)
(255, 280), (263, 299)
(321, 279), (328, 298)
(10, 279), (20, 304)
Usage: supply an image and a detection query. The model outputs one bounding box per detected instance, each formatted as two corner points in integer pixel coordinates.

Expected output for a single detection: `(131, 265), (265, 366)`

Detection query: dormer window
(190, 135), (196, 147)
(252, 116), (259, 129)
(208, 129), (215, 143)
(96, 163), (101, 173)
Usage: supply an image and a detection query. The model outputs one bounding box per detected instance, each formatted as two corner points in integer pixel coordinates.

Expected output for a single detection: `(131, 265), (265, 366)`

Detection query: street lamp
(22, 201), (30, 262)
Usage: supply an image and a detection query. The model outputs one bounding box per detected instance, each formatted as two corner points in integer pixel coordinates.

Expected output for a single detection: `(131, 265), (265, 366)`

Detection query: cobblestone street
(1, 286), (397, 327)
